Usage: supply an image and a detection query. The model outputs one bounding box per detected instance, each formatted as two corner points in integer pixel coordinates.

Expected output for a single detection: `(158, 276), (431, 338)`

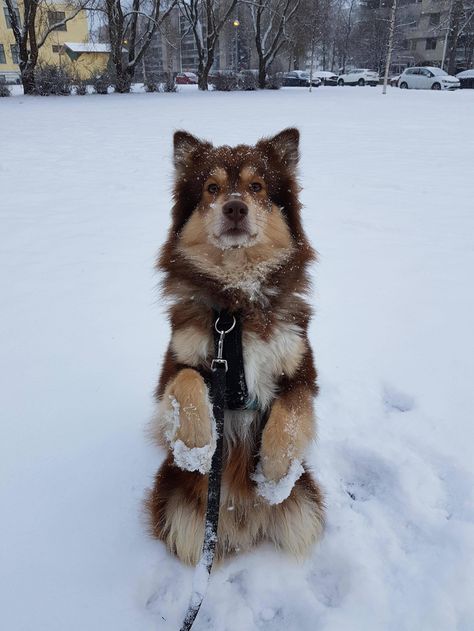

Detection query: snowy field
(1, 86), (474, 631)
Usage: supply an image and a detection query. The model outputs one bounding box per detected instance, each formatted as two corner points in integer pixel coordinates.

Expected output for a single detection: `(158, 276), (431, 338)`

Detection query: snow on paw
(172, 437), (216, 474)
(252, 459), (304, 505)
(165, 395), (217, 473)
(157, 370), (217, 473)
(160, 395), (182, 444)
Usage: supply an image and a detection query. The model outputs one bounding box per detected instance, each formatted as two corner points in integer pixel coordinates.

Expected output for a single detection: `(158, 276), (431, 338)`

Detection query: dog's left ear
(173, 130), (211, 171)
(257, 128), (300, 171)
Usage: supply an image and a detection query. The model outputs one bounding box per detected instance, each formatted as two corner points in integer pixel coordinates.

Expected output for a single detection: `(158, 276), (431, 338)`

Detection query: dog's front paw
(159, 369), (216, 474)
(171, 436), (215, 474)
(251, 459), (304, 505)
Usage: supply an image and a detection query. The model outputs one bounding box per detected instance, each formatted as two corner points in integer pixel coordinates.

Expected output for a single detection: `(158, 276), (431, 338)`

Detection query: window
(0, 44), (5, 64)
(4, 6), (21, 28)
(429, 13), (440, 26)
(409, 40), (418, 51)
(426, 38), (437, 50)
(48, 11), (66, 31)
(10, 43), (18, 64)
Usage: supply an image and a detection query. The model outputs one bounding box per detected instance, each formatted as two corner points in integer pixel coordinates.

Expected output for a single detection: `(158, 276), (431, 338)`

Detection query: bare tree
(382, 0), (397, 94)
(103, 0), (177, 92)
(179, 0), (239, 90)
(304, 0), (325, 89)
(285, 0), (320, 71)
(443, 0), (474, 73)
(284, 0), (326, 84)
(325, 0), (357, 72)
(249, 0), (301, 88)
(339, 0), (357, 71)
(4, 0), (93, 94)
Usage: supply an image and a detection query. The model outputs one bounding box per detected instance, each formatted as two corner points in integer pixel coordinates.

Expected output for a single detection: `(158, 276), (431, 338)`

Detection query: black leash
(179, 313), (236, 631)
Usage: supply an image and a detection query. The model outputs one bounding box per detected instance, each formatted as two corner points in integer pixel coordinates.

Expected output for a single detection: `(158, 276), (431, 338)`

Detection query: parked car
(457, 69), (474, 89)
(175, 72), (198, 85)
(337, 69), (379, 86)
(281, 71), (321, 87)
(398, 67), (460, 90)
(312, 70), (338, 86)
(0, 71), (21, 85)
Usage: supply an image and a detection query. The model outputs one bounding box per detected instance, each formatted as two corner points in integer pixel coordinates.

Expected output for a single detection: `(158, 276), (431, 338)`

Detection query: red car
(175, 72), (198, 85)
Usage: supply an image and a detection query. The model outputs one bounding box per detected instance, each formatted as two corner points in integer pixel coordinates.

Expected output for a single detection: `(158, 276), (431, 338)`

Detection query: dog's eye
(207, 183), (219, 194)
(249, 182), (262, 193)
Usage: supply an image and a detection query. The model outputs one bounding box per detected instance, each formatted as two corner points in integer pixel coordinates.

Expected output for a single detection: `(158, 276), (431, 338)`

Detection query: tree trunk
(21, 66), (36, 95)
(198, 59), (211, 90)
(446, 0), (463, 75)
(382, 0), (398, 95)
(198, 51), (215, 91)
(115, 66), (133, 93)
(258, 58), (266, 89)
(198, 74), (209, 90)
(309, 37), (315, 93)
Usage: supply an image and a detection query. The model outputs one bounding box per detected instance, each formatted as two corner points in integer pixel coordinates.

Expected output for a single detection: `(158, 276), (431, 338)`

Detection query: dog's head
(169, 128), (308, 255)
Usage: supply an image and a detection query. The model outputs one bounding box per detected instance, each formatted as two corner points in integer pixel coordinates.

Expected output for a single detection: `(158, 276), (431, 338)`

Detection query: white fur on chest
(242, 322), (305, 410)
(171, 320), (305, 411)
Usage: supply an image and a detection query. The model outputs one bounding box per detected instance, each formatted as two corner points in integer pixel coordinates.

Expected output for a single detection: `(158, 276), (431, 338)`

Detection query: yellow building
(62, 41), (111, 79)
(0, 1), (109, 82)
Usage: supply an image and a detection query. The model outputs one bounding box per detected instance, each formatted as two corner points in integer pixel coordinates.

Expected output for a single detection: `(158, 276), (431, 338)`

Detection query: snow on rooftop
(64, 42), (112, 53)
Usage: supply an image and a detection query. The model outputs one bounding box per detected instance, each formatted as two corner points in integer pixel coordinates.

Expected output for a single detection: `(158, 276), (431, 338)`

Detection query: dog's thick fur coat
(146, 128), (324, 565)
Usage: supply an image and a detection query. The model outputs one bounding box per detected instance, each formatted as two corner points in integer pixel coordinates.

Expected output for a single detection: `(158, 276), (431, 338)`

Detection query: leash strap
(211, 309), (249, 410)
(179, 313), (234, 631)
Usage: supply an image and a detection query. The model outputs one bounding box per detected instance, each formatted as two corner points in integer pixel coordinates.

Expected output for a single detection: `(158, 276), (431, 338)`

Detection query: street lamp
(232, 19), (240, 72)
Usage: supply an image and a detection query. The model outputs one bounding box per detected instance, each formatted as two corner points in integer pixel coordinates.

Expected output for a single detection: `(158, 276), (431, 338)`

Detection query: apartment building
(362, 0), (473, 73)
(141, 5), (241, 79)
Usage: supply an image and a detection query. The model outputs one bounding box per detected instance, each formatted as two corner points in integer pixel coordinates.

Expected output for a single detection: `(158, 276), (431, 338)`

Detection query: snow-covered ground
(1, 86), (474, 631)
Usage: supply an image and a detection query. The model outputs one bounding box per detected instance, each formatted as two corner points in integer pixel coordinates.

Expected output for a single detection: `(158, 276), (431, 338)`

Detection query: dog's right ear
(173, 131), (210, 171)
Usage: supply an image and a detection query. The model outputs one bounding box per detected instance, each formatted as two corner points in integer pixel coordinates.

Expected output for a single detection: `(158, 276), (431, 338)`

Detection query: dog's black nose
(222, 200), (248, 222)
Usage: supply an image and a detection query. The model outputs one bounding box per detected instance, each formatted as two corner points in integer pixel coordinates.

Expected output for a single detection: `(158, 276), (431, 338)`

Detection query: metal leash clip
(211, 315), (236, 372)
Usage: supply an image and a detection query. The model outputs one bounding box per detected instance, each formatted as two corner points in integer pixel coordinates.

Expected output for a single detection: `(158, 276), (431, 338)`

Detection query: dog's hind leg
(146, 455), (206, 566)
(267, 470), (325, 559)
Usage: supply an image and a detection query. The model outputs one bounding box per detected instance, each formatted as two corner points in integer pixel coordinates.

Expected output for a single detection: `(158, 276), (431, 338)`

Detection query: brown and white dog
(146, 128), (324, 565)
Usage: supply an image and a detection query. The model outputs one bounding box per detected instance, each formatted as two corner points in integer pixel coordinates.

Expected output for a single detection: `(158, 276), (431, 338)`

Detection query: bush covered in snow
(74, 79), (88, 96)
(160, 73), (177, 93)
(144, 79), (159, 93)
(238, 71), (258, 91)
(212, 71), (239, 91)
(265, 73), (282, 90)
(34, 64), (73, 96)
(0, 83), (11, 97)
(91, 72), (111, 95)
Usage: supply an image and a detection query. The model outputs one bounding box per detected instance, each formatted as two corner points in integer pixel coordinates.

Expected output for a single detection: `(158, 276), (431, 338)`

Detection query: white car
(312, 70), (338, 86)
(398, 67), (460, 90)
(337, 69), (379, 86)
